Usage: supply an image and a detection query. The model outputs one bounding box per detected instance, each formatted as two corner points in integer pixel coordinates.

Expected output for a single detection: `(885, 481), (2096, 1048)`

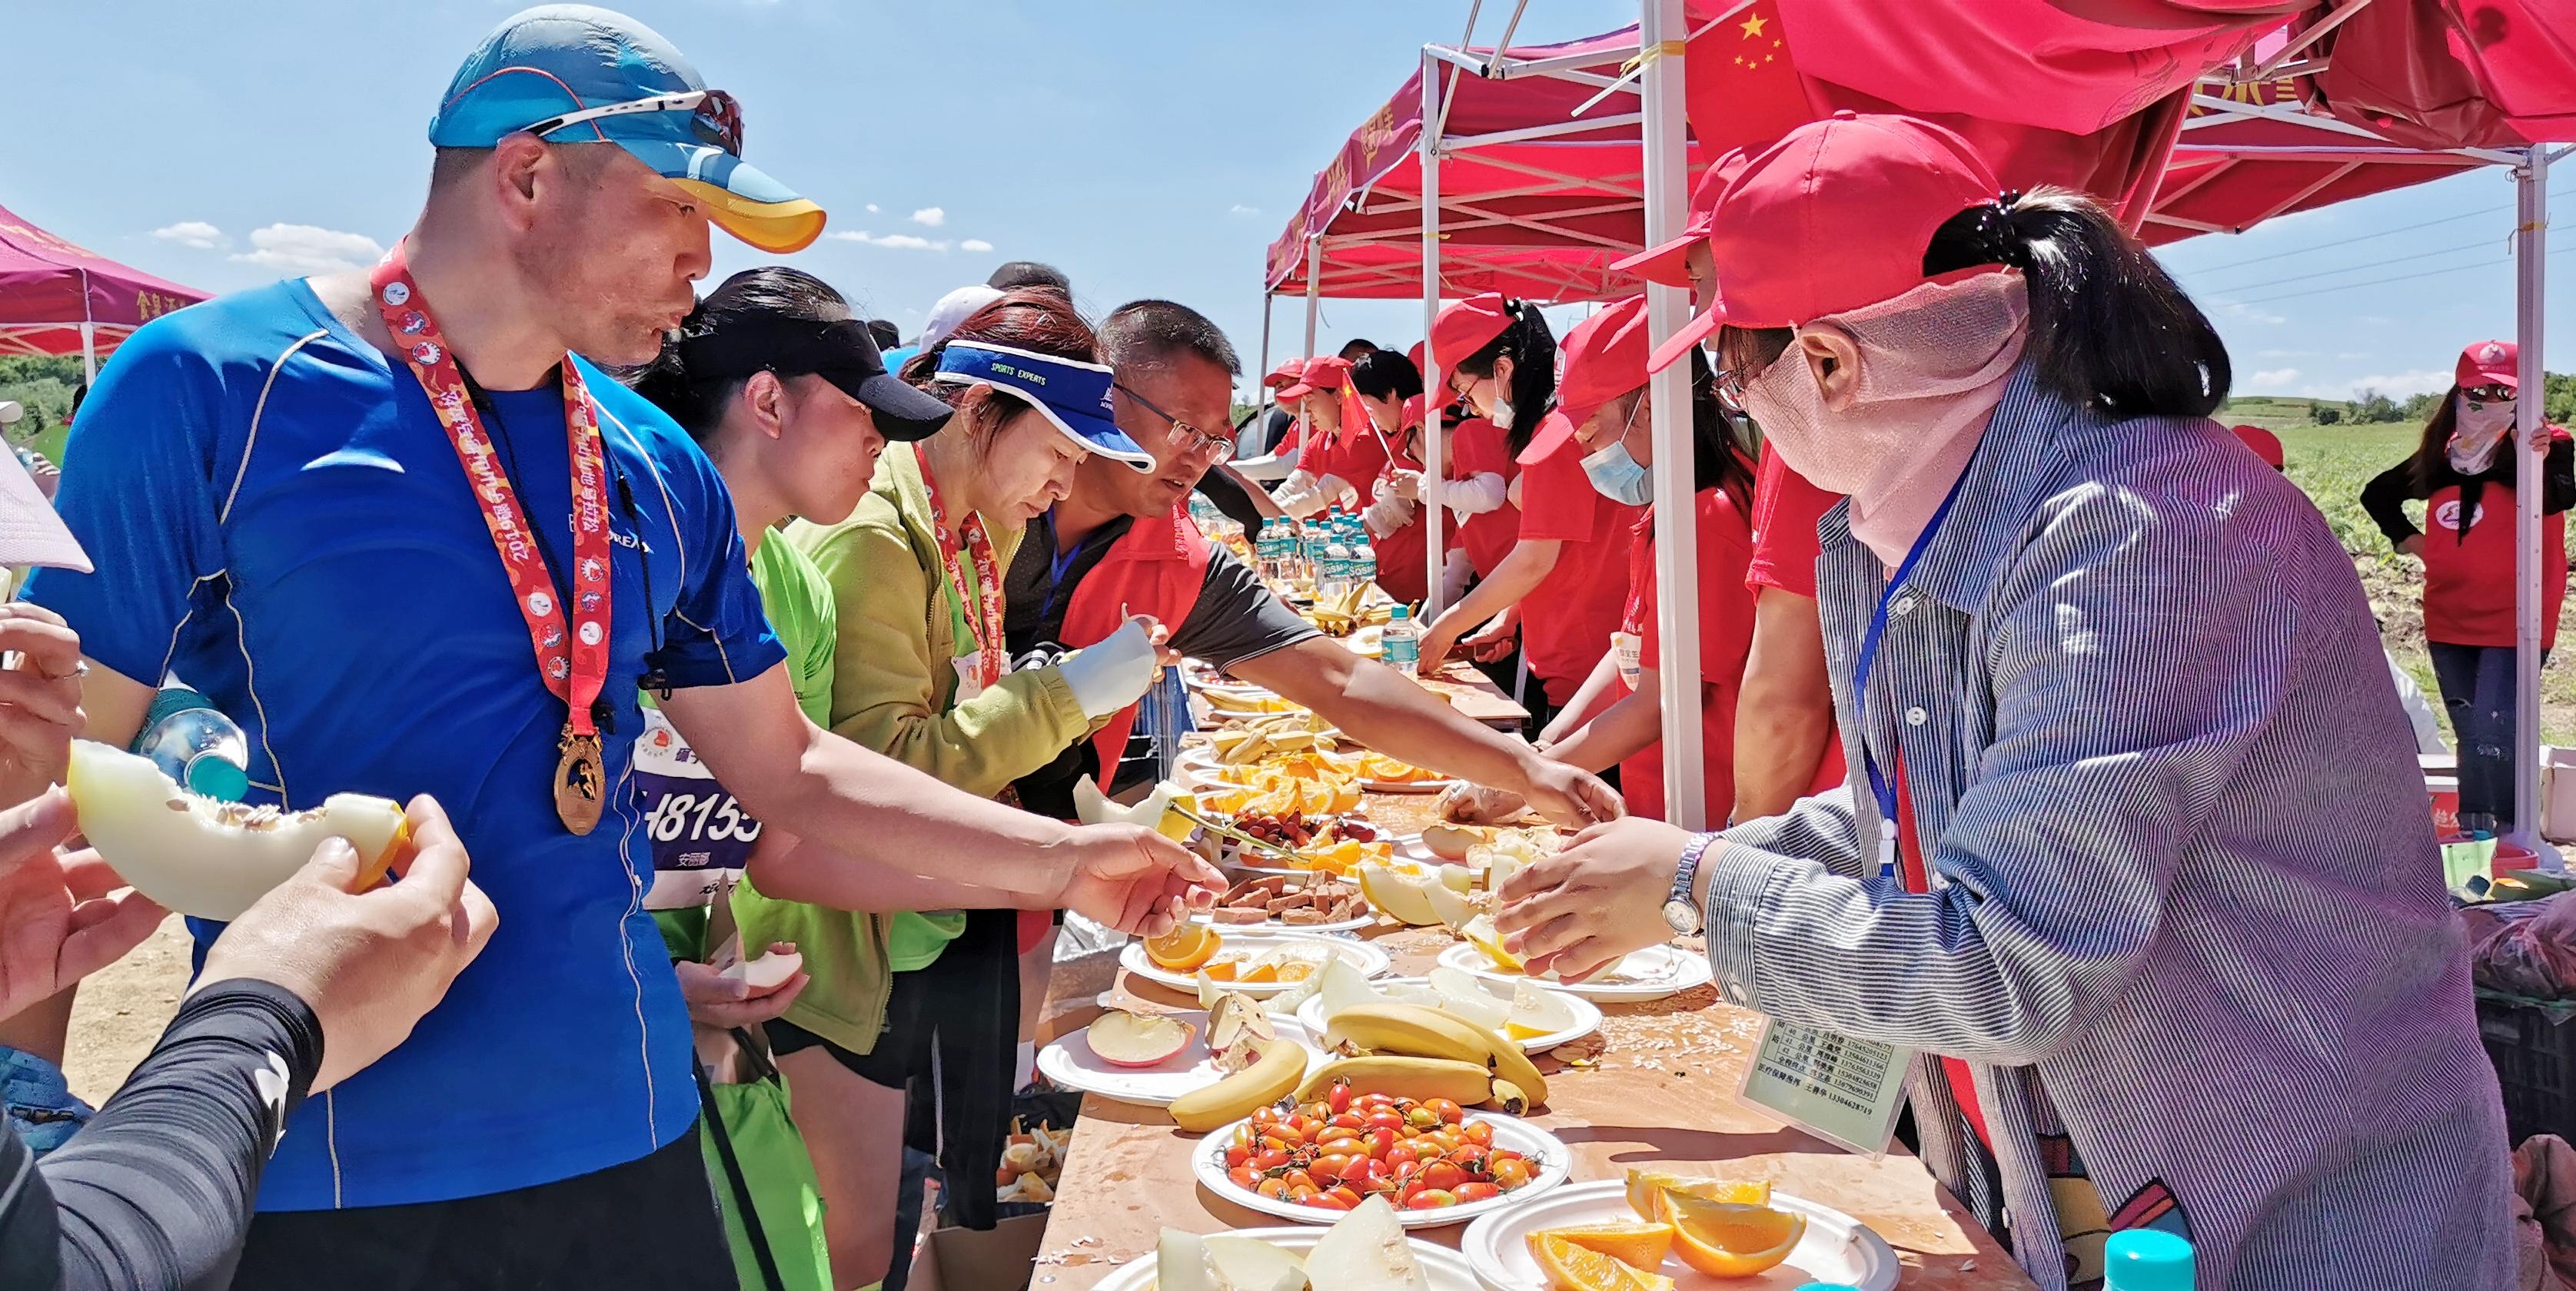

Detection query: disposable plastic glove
(1058, 619), (1159, 719)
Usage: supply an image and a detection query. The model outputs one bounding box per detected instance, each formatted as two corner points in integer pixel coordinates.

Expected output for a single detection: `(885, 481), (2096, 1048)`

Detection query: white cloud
(228, 224), (385, 274)
(1229, 204), (1261, 216)
(2244, 367), (2302, 392)
(910, 206), (946, 227)
(151, 221), (228, 251)
(2347, 368), (2451, 399)
(959, 238), (993, 253)
(2254, 348), (2314, 360)
(864, 203), (880, 214)
(826, 230), (952, 251)
(2219, 300), (2286, 327)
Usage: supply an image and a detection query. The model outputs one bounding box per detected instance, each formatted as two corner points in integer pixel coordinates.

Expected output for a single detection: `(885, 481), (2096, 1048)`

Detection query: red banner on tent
(0, 203), (205, 358)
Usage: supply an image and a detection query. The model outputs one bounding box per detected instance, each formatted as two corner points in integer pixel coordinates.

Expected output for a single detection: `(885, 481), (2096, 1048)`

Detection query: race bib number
(630, 707), (763, 910)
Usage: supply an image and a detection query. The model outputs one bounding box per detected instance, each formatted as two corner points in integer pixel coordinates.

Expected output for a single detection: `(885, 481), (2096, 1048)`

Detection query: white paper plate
(1192, 1111), (1571, 1228)
(1194, 895), (1378, 935)
(1035, 1012), (1327, 1109)
(1089, 1225), (1482, 1290)
(1433, 941), (1713, 1003)
(1122, 931), (1391, 998)
(1460, 1179), (1900, 1290)
(1293, 977), (1602, 1054)
(1215, 832), (1433, 881)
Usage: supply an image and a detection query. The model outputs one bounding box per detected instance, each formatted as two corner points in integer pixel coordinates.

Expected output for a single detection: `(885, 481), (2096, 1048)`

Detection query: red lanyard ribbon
(916, 446), (1009, 691)
(369, 243), (614, 738)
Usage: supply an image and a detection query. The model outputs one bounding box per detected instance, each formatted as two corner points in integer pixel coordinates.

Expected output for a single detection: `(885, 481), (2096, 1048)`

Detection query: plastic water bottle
(1318, 542), (1352, 603)
(1354, 540), (1378, 592)
(133, 687), (250, 801)
(2102, 1230), (2195, 1291)
(1381, 605), (1420, 674)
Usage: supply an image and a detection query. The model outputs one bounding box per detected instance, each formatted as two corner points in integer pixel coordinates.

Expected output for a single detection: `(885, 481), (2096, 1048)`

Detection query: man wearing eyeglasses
(1004, 300), (1622, 831)
(24, 8), (1219, 1285)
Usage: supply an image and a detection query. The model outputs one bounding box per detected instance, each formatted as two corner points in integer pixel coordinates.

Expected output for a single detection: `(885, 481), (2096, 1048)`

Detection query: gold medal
(554, 724), (606, 836)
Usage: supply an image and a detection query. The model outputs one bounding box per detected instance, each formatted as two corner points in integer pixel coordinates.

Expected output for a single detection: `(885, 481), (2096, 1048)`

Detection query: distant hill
(2221, 395), (2359, 430)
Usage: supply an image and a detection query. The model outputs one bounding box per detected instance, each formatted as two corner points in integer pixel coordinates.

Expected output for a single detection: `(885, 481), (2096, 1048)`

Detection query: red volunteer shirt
(1616, 486), (1757, 822)
(1514, 413), (1644, 705)
(1371, 430), (1431, 605)
(2421, 468), (2568, 649)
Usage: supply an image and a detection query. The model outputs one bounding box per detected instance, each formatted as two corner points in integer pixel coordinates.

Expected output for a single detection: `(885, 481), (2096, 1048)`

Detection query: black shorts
(228, 1128), (730, 1289)
(766, 961), (938, 1090)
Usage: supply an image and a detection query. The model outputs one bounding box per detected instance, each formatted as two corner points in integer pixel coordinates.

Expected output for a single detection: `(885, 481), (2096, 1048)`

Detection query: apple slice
(721, 950), (804, 992)
(1085, 1008), (1195, 1068)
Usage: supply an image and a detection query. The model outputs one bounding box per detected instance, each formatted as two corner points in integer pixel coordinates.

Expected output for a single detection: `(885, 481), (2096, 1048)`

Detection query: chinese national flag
(1682, 2), (1812, 158)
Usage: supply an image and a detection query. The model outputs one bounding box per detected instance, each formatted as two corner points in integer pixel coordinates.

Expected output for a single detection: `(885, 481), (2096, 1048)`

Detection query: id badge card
(1610, 629), (1644, 691)
(1734, 1016), (1912, 1159)
(952, 653), (989, 705)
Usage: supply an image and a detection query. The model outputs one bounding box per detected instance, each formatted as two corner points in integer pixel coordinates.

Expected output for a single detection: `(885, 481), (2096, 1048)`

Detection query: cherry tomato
(1464, 1121), (1496, 1147)
(1228, 1165), (1260, 1190)
(1326, 1185), (1364, 1209)
(1364, 1110), (1407, 1133)
(1327, 1084), (1354, 1116)
(1317, 1126), (1361, 1147)
(1288, 1183), (1318, 1202)
(1447, 1145), (1485, 1168)
(1491, 1157), (1533, 1188)
(1404, 1105), (1441, 1130)
(1310, 1153), (1357, 1183)
(1405, 1189), (1458, 1210)
(1258, 1177), (1290, 1200)
(1364, 1128), (1398, 1160)
(1305, 1190), (1354, 1211)
(1421, 1160), (1467, 1191)
(1261, 1134), (1296, 1154)
(1253, 1106), (1282, 1127)
(1423, 1097), (1464, 1125)
(1288, 1113), (1319, 1137)
(1383, 1143), (1418, 1171)
(1224, 1143), (1249, 1168)
(1328, 1112), (1365, 1130)
(1283, 1169), (1318, 1193)
(1394, 1178), (1425, 1206)
(1251, 1148), (1290, 1171)
(1454, 1182), (1501, 1203)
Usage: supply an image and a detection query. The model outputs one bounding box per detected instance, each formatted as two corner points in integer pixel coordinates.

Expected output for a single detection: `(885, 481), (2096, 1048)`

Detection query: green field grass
(2264, 411), (2576, 746)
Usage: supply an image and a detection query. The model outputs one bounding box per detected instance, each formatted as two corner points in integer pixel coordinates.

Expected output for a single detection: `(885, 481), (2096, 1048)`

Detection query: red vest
(2421, 477), (2567, 649)
(1061, 505), (1213, 772)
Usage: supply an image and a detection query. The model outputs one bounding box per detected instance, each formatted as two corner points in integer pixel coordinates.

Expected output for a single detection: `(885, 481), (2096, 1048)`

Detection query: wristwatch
(1663, 832), (1720, 935)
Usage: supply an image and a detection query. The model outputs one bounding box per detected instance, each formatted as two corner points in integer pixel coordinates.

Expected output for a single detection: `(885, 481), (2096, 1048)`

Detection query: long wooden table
(1029, 796), (2033, 1290)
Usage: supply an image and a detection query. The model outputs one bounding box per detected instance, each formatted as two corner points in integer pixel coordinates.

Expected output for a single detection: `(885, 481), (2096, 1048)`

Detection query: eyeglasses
(2464, 383), (2515, 403)
(1115, 383), (1235, 461)
(1448, 369), (1485, 401)
(1711, 364), (1760, 412)
(525, 88), (744, 158)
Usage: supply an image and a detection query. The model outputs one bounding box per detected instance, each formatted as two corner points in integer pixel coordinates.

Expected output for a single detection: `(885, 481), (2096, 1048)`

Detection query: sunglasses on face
(2465, 383), (2515, 403)
(526, 88), (744, 157)
(1115, 383), (1235, 462)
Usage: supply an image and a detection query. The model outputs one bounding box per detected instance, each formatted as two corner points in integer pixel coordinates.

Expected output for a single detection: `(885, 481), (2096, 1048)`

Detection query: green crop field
(2252, 402), (2576, 746)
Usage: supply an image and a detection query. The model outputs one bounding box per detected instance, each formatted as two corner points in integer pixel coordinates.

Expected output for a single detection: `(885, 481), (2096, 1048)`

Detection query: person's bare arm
(1418, 538), (1560, 670)
(1730, 587), (1836, 822)
(660, 665), (1218, 931)
(747, 828), (1021, 912)
(1232, 638), (1618, 829)
(1541, 669), (1670, 775)
(1538, 653), (1622, 747)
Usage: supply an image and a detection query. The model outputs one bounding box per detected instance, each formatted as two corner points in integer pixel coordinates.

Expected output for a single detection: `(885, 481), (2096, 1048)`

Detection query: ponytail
(1454, 300), (1560, 454)
(1923, 185), (2229, 421)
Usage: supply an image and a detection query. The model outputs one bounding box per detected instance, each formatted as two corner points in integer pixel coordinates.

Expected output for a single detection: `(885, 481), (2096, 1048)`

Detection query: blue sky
(9, 1), (2564, 403)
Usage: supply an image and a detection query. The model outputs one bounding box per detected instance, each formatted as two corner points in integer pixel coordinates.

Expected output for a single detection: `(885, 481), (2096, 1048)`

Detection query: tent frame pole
(1256, 294), (1275, 422)
(2514, 147), (2550, 855)
(1640, 0), (1703, 829)
(1421, 45), (1450, 618)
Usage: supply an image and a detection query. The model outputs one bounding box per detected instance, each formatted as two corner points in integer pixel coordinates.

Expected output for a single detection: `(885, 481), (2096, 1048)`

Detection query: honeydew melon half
(67, 738), (410, 921)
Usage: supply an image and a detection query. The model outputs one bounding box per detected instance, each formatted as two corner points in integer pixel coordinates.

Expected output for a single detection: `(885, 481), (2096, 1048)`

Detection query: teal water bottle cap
(183, 751), (251, 803)
(2105, 1230), (2195, 1289)
(1390, 606), (1409, 620)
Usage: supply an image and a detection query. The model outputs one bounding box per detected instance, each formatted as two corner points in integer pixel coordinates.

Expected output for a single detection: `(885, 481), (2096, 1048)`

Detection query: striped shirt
(1710, 368), (2514, 1289)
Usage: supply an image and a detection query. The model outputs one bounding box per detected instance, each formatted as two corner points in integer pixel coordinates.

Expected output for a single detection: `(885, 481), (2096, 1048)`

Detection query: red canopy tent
(0, 203), (206, 373)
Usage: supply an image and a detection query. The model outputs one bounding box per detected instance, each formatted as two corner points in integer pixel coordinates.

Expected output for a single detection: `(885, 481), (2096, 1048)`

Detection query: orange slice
(1237, 961), (1281, 984)
(1202, 960), (1238, 982)
(1624, 1169), (1772, 1220)
(1144, 924), (1219, 971)
(1527, 1233), (1647, 1291)
(1662, 1195), (1805, 1279)
(1528, 1222), (1675, 1272)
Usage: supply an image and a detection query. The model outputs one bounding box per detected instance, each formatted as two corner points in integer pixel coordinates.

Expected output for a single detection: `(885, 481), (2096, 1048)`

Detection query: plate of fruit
(1194, 1092), (1567, 1229)
(1035, 994), (1329, 1110)
(1093, 1203), (1482, 1289)
(1460, 1172), (1899, 1289)
(1296, 963), (1600, 1054)
(1124, 927), (1391, 998)
(1438, 928), (1713, 1004)
(1194, 872), (1374, 932)
(1212, 810), (1398, 877)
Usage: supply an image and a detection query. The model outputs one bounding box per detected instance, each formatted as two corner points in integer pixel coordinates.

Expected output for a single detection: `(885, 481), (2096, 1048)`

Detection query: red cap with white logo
(2458, 340), (2518, 390)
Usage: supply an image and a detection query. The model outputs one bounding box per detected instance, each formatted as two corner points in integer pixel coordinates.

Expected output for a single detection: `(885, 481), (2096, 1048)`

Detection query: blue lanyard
(1849, 452), (1980, 881)
(1036, 511), (1091, 626)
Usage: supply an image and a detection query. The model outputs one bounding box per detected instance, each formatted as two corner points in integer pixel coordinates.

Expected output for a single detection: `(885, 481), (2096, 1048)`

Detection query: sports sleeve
(1168, 549), (1321, 673)
(644, 441), (786, 692)
(20, 324), (230, 687)
(1744, 450), (1839, 599)
(1513, 435), (1600, 543)
(5, 980), (324, 1291)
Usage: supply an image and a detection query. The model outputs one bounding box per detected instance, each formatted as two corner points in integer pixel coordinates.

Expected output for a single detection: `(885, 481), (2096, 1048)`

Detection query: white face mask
(1489, 397), (1516, 432)
(2448, 391), (2518, 475)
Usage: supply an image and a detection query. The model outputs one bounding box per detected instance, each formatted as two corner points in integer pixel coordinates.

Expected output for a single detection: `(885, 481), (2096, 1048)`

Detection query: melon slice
(1086, 1008), (1196, 1067)
(1203, 1235), (1308, 1289)
(721, 950), (804, 992)
(1426, 966), (1512, 1031)
(68, 738), (411, 921)
(1313, 957), (1386, 1023)
(1301, 1196), (1430, 1290)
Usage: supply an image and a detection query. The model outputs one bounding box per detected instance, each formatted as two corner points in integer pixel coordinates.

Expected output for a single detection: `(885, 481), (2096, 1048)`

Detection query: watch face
(1662, 898), (1702, 935)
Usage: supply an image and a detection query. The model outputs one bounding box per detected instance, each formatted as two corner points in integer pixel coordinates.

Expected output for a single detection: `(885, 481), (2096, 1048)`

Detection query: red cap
(1262, 359), (1303, 390)
(2458, 339), (2518, 390)
(2229, 424), (2284, 470)
(1407, 340), (1427, 373)
(1276, 354), (1352, 400)
(1557, 296), (1652, 433)
(1431, 294), (1514, 371)
(1651, 112), (1999, 374)
(1610, 154), (1747, 289)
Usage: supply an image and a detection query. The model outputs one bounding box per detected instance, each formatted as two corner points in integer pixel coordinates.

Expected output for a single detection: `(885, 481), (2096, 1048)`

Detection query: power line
(2199, 237), (2505, 296)
(2177, 186), (2571, 277)
(2222, 243), (2571, 307)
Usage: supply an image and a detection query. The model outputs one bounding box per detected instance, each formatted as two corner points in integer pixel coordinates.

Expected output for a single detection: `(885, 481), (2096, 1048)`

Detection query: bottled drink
(1318, 542), (1353, 603)
(1381, 605), (1420, 675)
(133, 687), (251, 802)
(2102, 1230), (2194, 1291)
(1354, 541), (1377, 592)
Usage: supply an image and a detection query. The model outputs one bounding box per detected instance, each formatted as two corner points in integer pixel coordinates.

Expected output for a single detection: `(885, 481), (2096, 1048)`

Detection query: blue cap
(933, 343), (1158, 473)
(427, 5), (824, 253)
(2104, 1230), (2195, 1291)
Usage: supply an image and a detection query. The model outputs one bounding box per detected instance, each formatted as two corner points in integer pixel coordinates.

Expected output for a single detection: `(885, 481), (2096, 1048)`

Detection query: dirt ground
(60, 915), (191, 1106)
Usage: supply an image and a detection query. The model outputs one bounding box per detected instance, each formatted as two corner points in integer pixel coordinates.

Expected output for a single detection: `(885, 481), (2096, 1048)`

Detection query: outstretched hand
(0, 788), (165, 1025)
(1055, 823), (1222, 937)
(1494, 815), (1692, 982)
(1516, 758), (1624, 831)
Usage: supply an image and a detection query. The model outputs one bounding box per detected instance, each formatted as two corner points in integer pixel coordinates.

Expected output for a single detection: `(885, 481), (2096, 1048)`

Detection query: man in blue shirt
(25, 6), (1217, 1284)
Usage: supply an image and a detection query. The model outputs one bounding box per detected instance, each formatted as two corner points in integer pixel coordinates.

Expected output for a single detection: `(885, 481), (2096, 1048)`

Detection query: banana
(1169, 1037), (1305, 1133)
(1295, 1056), (1494, 1107)
(1220, 733), (1271, 766)
(1488, 1079), (1530, 1115)
(1329, 1002), (1551, 1109)
(1324, 1003), (1493, 1066)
